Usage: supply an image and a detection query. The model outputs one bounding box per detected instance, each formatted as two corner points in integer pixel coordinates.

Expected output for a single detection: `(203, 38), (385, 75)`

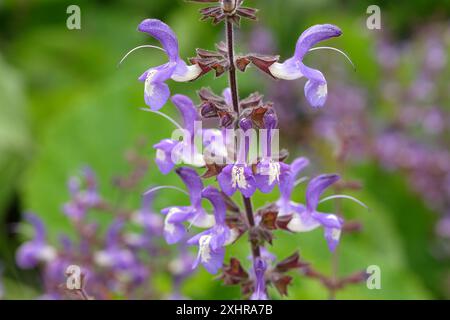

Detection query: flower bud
(263, 109), (278, 130)
(220, 112), (235, 128)
(239, 117), (253, 132)
(200, 102), (218, 118)
(221, 0), (237, 14)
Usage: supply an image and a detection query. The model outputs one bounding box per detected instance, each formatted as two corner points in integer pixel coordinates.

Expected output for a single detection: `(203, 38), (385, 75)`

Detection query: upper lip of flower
(136, 19), (203, 111)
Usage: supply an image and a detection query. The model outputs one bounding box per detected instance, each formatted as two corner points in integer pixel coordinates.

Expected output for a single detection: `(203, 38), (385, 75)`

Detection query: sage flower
(161, 168), (215, 244)
(138, 19), (203, 110)
(153, 94), (204, 174)
(187, 186), (236, 274)
(268, 24), (342, 107)
(287, 174), (344, 252)
(16, 214), (56, 269)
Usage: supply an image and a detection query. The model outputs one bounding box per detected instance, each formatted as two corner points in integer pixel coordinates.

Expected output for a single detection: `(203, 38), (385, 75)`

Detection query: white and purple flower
(187, 186), (236, 274)
(276, 157), (310, 216)
(287, 174), (344, 252)
(218, 163), (257, 198)
(268, 24), (342, 108)
(161, 167), (215, 244)
(16, 214), (57, 269)
(138, 19), (203, 110)
(153, 94), (204, 174)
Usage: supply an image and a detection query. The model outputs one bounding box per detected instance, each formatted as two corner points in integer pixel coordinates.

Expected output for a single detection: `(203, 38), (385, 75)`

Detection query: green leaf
(0, 55), (31, 217)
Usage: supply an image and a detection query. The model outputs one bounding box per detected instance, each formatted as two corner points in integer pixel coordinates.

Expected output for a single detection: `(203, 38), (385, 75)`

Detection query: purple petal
(106, 219), (125, 248)
(312, 212), (343, 229)
(24, 214), (46, 243)
(154, 139), (179, 174)
(187, 229), (211, 246)
(324, 226), (342, 252)
(306, 174), (340, 212)
(302, 67), (327, 108)
(202, 186), (226, 225)
(263, 109), (278, 130)
(162, 207), (192, 244)
(250, 257), (268, 300)
(62, 202), (86, 220)
(241, 165), (256, 197)
(144, 77), (171, 111)
(279, 157), (309, 202)
(219, 164), (256, 198)
(209, 225), (230, 250)
(176, 167), (204, 207)
(255, 160), (289, 194)
(294, 24), (342, 60)
(217, 165), (237, 196)
(171, 94), (199, 135)
(16, 242), (42, 269)
(287, 211), (321, 232)
(202, 247), (225, 275)
(138, 19), (179, 62)
(164, 222), (186, 245)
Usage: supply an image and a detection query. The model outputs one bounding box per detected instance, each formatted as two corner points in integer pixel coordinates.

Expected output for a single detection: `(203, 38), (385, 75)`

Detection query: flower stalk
(226, 17), (261, 263)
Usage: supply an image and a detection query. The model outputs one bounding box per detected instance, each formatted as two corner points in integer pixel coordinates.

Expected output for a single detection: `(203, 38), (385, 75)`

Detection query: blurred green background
(0, 0), (449, 299)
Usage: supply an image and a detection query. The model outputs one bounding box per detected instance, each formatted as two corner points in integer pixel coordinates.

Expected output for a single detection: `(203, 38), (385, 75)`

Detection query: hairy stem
(243, 195), (261, 258)
(226, 19), (240, 115)
(225, 18), (261, 261)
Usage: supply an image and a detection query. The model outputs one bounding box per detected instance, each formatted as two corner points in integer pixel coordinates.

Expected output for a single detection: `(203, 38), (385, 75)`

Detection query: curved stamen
(140, 108), (183, 131)
(294, 176), (309, 186)
(118, 45), (166, 66)
(319, 195), (370, 211)
(308, 46), (356, 71)
(143, 185), (189, 197)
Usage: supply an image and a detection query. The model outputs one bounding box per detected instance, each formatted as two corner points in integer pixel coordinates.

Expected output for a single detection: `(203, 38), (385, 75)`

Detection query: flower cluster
(129, 1), (366, 299)
(15, 146), (196, 299)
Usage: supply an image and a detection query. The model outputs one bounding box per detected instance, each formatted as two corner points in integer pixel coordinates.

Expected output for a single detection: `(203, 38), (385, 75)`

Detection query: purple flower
(138, 19), (203, 110)
(187, 186), (235, 274)
(255, 159), (290, 194)
(287, 174), (344, 252)
(94, 219), (149, 286)
(218, 163), (257, 198)
(276, 157), (310, 216)
(250, 257), (268, 300)
(268, 24), (342, 107)
(153, 95), (204, 174)
(16, 214), (56, 269)
(62, 167), (100, 221)
(161, 167), (215, 244)
(132, 194), (163, 238)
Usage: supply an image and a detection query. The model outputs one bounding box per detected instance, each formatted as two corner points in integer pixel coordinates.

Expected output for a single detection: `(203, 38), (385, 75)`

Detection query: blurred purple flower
(16, 214), (56, 269)
(63, 167), (101, 221)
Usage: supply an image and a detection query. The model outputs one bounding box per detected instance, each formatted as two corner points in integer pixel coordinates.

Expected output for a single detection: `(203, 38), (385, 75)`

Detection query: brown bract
(188, 0), (257, 26)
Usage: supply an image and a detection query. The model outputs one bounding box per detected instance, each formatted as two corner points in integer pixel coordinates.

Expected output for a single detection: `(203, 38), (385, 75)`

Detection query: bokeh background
(0, 0), (449, 299)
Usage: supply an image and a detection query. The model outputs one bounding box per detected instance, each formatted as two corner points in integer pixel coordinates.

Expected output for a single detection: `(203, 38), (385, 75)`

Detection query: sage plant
(127, 0), (367, 299)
